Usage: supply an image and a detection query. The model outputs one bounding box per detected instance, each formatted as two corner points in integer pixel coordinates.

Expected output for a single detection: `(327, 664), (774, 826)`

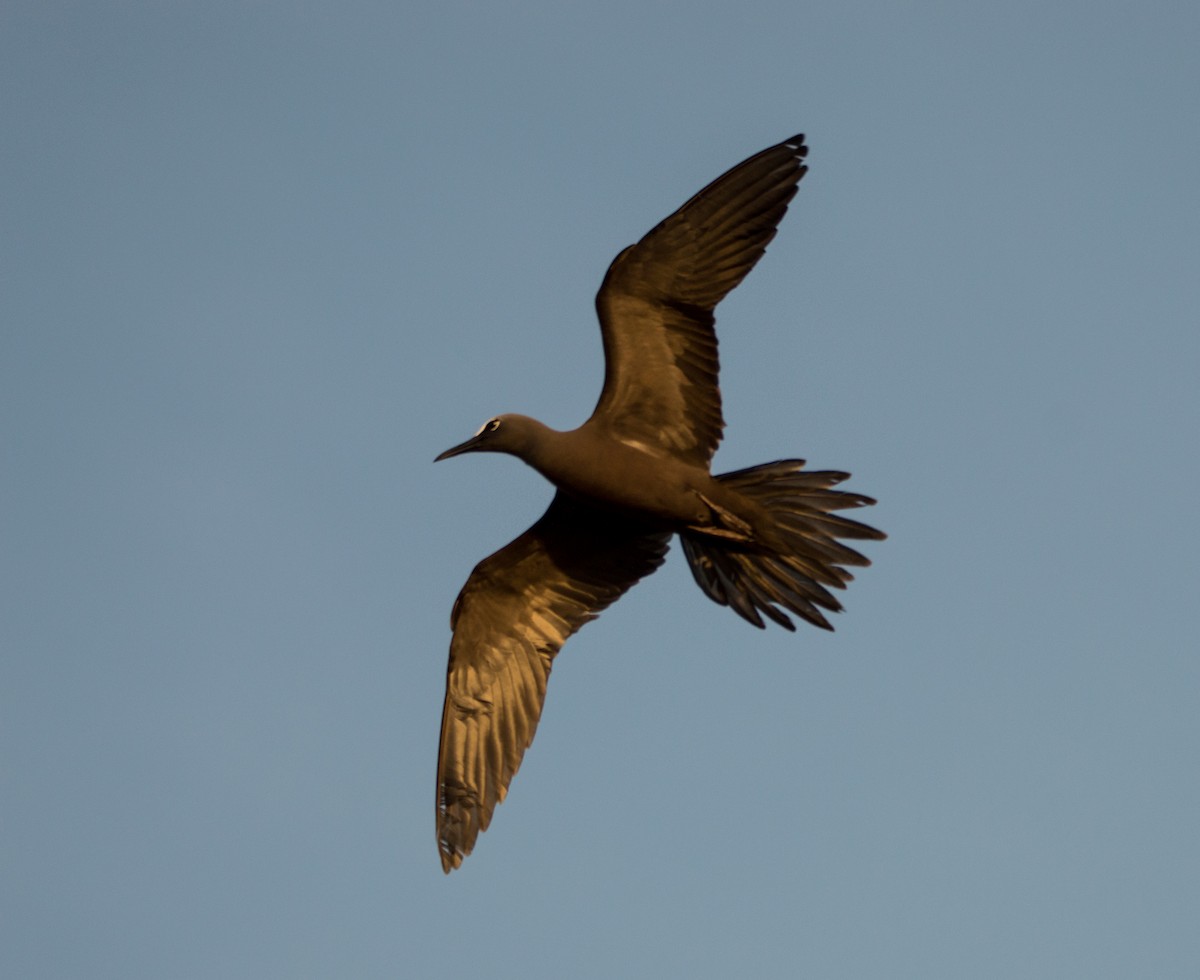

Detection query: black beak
(434, 433), (486, 462)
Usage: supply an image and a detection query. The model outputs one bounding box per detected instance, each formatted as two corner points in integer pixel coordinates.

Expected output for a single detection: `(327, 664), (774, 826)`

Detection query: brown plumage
(434, 134), (883, 872)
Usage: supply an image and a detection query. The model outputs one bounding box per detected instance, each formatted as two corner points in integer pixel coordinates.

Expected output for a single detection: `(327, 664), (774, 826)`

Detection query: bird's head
(434, 414), (541, 462)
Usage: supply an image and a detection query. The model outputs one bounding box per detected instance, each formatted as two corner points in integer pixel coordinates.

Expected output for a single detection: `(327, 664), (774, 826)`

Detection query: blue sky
(3, 2), (1198, 976)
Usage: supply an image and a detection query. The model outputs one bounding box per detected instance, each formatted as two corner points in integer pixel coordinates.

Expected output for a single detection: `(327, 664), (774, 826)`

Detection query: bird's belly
(542, 452), (709, 527)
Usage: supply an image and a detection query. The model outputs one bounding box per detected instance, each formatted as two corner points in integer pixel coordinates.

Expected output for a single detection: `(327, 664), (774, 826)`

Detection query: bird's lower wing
(436, 493), (670, 872)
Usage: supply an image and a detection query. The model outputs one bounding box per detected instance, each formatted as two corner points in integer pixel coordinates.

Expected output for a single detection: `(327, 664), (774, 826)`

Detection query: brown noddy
(433, 134), (884, 872)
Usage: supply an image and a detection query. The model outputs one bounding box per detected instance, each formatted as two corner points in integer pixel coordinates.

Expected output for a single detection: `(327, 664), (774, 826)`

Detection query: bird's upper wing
(589, 134), (809, 466)
(436, 492), (670, 872)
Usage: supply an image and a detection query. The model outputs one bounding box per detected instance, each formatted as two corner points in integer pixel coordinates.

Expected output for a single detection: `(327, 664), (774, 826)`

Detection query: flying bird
(434, 134), (883, 872)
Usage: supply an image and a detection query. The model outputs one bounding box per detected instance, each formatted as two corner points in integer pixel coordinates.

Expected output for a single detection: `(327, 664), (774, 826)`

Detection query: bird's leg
(687, 492), (755, 542)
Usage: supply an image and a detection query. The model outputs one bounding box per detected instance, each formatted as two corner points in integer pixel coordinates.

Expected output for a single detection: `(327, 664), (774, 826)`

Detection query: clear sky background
(3, 2), (1198, 977)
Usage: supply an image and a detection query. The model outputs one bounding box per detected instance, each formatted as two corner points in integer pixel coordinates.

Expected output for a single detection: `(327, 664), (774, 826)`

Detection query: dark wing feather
(590, 134), (809, 465)
(436, 493), (670, 872)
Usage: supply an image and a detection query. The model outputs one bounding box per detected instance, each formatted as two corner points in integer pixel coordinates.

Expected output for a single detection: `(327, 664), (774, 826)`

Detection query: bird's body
(476, 415), (729, 529)
(434, 134), (884, 872)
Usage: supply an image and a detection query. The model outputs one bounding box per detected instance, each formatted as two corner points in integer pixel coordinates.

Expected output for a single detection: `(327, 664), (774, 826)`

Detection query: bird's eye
(485, 418), (501, 432)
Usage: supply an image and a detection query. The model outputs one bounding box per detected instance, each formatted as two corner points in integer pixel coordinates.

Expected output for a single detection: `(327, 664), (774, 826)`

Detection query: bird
(433, 133), (883, 873)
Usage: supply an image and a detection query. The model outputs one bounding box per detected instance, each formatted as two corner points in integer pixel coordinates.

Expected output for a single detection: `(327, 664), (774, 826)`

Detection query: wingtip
(438, 844), (463, 874)
(783, 133), (808, 156)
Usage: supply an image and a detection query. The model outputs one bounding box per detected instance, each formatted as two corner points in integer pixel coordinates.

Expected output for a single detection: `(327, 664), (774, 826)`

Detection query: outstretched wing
(590, 134), (809, 465)
(436, 493), (670, 872)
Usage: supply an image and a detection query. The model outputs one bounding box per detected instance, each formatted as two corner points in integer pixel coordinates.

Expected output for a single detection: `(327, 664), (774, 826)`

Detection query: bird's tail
(680, 460), (884, 630)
